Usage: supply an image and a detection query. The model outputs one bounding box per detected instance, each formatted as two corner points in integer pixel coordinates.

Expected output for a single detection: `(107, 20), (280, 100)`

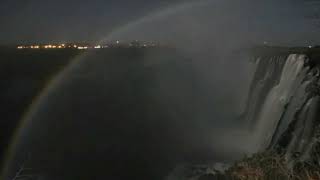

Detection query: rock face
(243, 53), (320, 168)
(168, 52), (320, 180)
(191, 53), (320, 180)
(198, 174), (216, 180)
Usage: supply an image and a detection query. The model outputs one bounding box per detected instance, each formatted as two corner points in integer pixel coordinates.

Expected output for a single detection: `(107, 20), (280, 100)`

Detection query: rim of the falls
(254, 54), (309, 150)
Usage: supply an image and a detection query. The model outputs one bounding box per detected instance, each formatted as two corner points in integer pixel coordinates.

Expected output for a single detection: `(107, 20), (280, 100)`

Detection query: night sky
(1, 1), (320, 179)
(0, 0), (319, 45)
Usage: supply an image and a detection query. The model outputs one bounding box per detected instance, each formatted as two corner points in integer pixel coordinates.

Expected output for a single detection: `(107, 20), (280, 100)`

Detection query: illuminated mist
(2, 0), (320, 179)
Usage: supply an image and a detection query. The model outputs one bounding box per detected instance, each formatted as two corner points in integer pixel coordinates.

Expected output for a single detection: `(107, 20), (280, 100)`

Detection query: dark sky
(0, 0), (185, 43)
(0, 0), (319, 45)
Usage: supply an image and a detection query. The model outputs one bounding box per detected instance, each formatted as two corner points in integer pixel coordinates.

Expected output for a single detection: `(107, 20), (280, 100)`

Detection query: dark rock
(198, 174), (216, 180)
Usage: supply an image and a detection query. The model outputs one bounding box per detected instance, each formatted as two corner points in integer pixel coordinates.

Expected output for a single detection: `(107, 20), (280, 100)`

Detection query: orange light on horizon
(77, 46), (88, 50)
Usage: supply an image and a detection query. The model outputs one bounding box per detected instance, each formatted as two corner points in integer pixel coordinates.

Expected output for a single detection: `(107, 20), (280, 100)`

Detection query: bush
(225, 151), (320, 180)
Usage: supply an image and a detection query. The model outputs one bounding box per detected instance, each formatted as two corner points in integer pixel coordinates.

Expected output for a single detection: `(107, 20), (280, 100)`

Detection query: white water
(252, 54), (310, 150)
(164, 53), (320, 179)
(207, 53), (318, 158)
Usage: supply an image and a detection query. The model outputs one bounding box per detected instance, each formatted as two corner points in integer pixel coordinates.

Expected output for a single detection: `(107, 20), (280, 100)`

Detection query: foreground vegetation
(223, 151), (320, 180)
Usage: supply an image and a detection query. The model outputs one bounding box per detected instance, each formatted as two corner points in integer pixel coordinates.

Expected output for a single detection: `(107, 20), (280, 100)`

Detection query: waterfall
(244, 53), (320, 165)
(166, 52), (320, 179)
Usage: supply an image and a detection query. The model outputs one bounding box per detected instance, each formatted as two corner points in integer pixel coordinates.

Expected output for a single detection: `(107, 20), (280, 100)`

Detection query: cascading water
(168, 53), (320, 179)
(244, 53), (320, 167)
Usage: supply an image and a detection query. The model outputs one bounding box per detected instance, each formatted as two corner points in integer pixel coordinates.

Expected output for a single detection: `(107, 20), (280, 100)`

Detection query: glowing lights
(16, 41), (161, 50)
(30, 45), (39, 49)
(77, 46), (88, 50)
(18, 44), (69, 49)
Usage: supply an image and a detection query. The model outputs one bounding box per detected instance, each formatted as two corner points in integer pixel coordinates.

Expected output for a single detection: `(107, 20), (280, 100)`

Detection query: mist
(2, 0), (319, 179)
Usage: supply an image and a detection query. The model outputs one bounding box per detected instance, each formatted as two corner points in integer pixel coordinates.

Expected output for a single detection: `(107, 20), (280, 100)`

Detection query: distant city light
(77, 46), (88, 50)
(16, 41), (162, 50)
